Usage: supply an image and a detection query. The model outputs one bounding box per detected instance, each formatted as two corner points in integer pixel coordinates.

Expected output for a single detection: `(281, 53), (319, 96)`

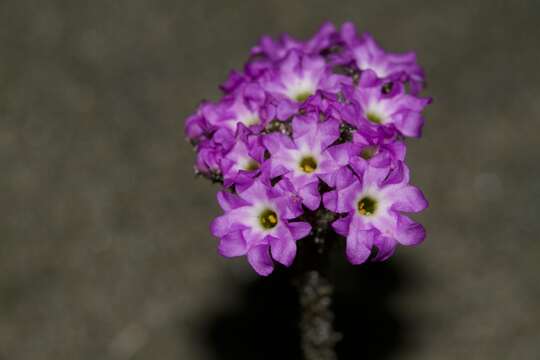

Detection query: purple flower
(219, 71), (247, 94)
(259, 50), (349, 119)
(211, 179), (311, 275)
(185, 102), (213, 142)
(209, 81), (268, 132)
(344, 80), (431, 138)
(301, 89), (348, 122)
(262, 113), (350, 210)
(323, 160), (428, 264)
(220, 127), (266, 186)
(351, 130), (406, 169)
(341, 22), (425, 94)
(247, 22), (341, 78)
(194, 128), (235, 176)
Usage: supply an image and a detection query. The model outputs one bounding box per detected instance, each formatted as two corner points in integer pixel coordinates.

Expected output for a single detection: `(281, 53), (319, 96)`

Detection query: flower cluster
(185, 22), (431, 276)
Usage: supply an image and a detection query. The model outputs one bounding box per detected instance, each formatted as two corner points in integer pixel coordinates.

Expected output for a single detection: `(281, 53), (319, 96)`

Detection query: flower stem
(297, 270), (341, 360)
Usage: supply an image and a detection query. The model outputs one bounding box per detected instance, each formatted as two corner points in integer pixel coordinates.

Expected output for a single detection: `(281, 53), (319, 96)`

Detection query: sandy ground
(1, 1), (539, 359)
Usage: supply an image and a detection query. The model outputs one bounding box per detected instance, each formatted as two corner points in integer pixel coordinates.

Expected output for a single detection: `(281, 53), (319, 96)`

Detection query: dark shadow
(202, 268), (303, 360)
(330, 256), (406, 359)
(200, 246), (410, 360)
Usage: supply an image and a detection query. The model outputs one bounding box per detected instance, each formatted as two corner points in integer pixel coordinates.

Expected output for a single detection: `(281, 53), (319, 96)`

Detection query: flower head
(185, 22), (431, 274)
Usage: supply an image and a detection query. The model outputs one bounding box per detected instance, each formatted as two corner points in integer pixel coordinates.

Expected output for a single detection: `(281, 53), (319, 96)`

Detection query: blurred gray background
(1, 0), (539, 359)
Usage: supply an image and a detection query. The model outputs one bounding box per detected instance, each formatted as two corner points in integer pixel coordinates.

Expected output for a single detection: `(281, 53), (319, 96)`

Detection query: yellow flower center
(366, 112), (383, 124)
(244, 160), (260, 171)
(360, 146), (378, 160)
(299, 156), (318, 173)
(242, 116), (260, 126)
(294, 91), (312, 102)
(259, 209), (278, 229)
(357, 196), (377, 216)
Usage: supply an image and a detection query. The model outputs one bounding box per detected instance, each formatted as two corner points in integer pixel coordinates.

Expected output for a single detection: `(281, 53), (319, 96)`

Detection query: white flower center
(285, 77), (316, 102)
(365, 103), (387, 124)
(240, 115), (260, 126)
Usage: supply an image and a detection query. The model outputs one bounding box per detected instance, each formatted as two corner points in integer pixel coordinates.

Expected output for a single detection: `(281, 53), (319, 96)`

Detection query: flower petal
(262, 133), (296, 155)
(268, 231), (297, 267)
(247, 245), (274, 276)
(217, 191), (249, 211)
(218, 230), (248, 257)
(395, 214), (426, 246)
(332, 213), (353, 236)
(346, 218), (376, 265)
(298, 180), (321, 210)
(390, 185), (428, 213)
(322, 181), (360, 213)
(393, 110), (424, 138)
(237, 179), (269, 203)
(288, 221), (312, 240)
(372, 235), (397, 261)
(210, 207), (251, 237)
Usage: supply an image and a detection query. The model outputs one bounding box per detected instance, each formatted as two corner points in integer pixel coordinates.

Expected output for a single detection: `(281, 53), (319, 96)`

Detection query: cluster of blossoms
(185, 22), (431, 276)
